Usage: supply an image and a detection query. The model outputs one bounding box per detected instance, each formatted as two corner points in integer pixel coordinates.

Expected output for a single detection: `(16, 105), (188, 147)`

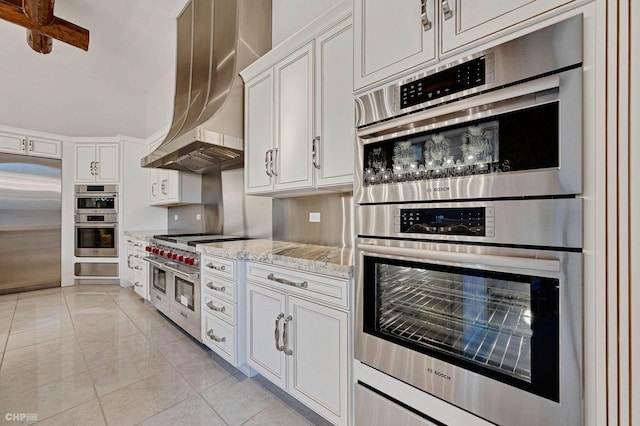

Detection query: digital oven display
(399, 207), (488, 237)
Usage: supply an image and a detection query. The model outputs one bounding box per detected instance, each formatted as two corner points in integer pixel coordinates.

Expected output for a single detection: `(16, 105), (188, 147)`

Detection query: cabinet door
(0, 132), (26, 155)
(287, 296), (349, 426)
(28, 137), (62, 159)
(315, 18), (354, 189)
(274, 43), (314, 192)
(246, 283), (287, 389)
(157, 169), (178, 203)
(148, 169), (159, 204)
(245, 69), (275, 194)
(75, 144), (96, 182)
(354, 0), (436, 91)
(95, 143), (119, 182)
(440, 0), (576, 53)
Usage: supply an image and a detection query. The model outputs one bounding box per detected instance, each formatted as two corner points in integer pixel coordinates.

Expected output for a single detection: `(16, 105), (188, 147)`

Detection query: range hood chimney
(141, 0), (272, 173)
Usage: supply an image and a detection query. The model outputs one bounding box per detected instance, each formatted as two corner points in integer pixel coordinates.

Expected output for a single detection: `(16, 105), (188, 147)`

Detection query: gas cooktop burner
(153, 233), (250, 247)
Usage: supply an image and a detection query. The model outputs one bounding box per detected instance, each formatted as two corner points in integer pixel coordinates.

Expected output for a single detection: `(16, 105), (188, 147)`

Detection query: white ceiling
(0, 0), (189, 139)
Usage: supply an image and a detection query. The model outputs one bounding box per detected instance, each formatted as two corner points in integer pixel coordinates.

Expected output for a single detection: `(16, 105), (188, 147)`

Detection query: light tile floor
(0, 285), (331, 426)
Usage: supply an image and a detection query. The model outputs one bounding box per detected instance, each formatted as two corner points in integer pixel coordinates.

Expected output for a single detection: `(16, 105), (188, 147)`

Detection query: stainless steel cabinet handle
(312, 136), (321, 169)
(206, 282), (226, 292)
(21, 138), (26, 151)
(421, 0), (432, 31)
(206, 262), (225, 271)
(94, 161), (99, 176)
(283, 315), (293, 356)
(207, 329), (226, 343)
(134, 282), (142, 288)
(160, 179), (167, 195)
(442, 0), (453, 20)
(127, 254), (133, 269)
(151, 182), (157, 197)
(206, 301), (226, 312)
(134, 266), (143, 271)
(134, 243), (143, 248)
(265, 150), (273, 177)
(90, 161), (96, 175)
(271, 148), (278, 176)
(274, 313), (285, 351)
(28, 140), (33, 152)
(267, 273), (308, 288)
(180, 311), (188, 319)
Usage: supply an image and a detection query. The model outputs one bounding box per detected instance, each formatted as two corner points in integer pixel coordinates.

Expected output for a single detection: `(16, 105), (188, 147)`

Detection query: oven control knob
(166, 252), (172, 258)
(152, 248), (159, 254)
(178, 255), (184, 262)
(186, 257), (194, 265)
(172, 253), (178, 260)
(159, 250), (165, 256)
(145, 246), (152, 252)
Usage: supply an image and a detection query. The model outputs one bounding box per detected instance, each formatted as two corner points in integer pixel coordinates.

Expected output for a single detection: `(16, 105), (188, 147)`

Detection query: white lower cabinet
(201, 255), (251, 375)
(246, 262), (350, 426)
(125, 237), (148, 300)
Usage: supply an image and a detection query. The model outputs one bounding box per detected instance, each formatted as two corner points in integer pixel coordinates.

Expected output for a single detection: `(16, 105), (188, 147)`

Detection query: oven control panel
(395, 207), (494, 237)
(399, 55), (492, 109)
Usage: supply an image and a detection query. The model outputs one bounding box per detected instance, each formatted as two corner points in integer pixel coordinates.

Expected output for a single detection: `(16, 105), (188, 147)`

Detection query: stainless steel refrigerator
(0, 153), (61, 294)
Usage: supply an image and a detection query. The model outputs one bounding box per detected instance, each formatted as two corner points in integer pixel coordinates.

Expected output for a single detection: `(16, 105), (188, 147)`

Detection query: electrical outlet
(173, 214), (179, 221)
(309, 212), (321, 222)
(196, 213), (201, 220)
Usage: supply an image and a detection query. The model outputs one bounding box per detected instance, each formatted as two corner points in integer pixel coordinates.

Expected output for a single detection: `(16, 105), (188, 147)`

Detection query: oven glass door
(75, 195), (117, 212)
(75, 223), (118, 256)
(362, 102), (558, 187)
(362, 255), (559, 401)
(151, 266), (166, 294)
(175, 276), (195, 311)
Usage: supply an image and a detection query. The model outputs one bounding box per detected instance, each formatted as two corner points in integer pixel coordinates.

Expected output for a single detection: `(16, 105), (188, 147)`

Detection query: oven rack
(378, 281), (533, 380)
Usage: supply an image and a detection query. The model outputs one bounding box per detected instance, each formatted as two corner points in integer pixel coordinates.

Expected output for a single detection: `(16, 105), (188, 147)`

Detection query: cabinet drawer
(202, 274), (236, 302)
(247, 262), (349, 309)
(202, 313), (236, 365)
(202, 292), (236, 324)
(202, 256), (236, 281)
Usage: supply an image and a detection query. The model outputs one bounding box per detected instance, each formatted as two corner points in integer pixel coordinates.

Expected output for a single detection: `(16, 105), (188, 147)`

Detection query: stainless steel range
(144, 234), (249, 340)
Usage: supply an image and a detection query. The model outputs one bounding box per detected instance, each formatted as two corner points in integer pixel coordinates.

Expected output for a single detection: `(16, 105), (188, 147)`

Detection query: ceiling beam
(0, 0), (89, 51)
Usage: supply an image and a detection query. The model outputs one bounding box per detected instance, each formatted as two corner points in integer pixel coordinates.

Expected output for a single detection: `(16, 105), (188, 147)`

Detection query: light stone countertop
(196, 239), (354, 279)
(123, 230), (167, 241)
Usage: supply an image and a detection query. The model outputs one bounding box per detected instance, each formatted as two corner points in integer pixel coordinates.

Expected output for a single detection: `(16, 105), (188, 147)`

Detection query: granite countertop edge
(196, 239), (354, 279)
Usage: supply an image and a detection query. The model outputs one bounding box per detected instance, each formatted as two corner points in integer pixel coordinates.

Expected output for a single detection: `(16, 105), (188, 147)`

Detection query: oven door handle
(357, 243), (561, 272)
(143, 257), (198, 281)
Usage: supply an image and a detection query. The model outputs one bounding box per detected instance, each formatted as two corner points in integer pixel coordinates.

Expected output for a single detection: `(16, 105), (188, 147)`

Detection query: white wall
(272, 0), (343, 46)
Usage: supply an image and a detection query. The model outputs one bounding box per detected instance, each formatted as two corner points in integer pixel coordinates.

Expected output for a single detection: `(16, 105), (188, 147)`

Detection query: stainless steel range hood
(142, 0), (272, 174)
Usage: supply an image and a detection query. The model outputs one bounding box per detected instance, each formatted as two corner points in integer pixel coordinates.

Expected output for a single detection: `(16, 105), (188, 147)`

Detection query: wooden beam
(24, 0), (54, 26)
(27, 29), (53, 53)
(0, 1), (88, 51)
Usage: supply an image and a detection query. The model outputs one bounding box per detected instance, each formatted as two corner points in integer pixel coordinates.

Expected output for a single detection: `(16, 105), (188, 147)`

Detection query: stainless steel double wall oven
(74, 185), (118, 257)
(354, 17), (584, 426)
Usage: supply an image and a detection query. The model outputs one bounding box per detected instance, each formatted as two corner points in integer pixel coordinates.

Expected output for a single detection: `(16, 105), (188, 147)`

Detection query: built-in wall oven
(74, 185), (118, 214)
(74, 214), (118, 257)
(354, 16), (584, 426)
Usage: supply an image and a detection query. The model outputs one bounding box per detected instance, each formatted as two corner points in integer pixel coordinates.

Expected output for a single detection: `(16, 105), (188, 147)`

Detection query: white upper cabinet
(439, 0), (577, 53)
(314, 18), (354, 189)
(241, 1), (354, 197)
(274, 43), (315, 192)
(75, 143), (119, 182)
(0, 131), (62, 159)
(148, 168), (202, 206)
(353, 0), (436, 91)
(245, 69), (275, 194)
(354, 0), (579, 91)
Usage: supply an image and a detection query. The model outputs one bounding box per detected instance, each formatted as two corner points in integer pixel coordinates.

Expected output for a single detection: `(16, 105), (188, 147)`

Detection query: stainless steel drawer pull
(267, 273), (308, 288)
(155, 295), (161, 301)
(274, 313), (285, 351)
(180, 312), (188, 319)
(283, 315), (293, 356)
(265, 149), (273, 177)
(442, 0), (453, 20)
(134, 282), (142, 288)
(134, 266), (143, 271)
(207, 330), (226, 343)
(206, 301), (226, 313)
(312, 136), (321, 169)
(206, 262), (226, 271)
(206, 282), (226, 292)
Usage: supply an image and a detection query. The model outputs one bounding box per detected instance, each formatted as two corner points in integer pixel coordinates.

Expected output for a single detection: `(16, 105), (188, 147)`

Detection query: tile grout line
(0, 296), (17, 371)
